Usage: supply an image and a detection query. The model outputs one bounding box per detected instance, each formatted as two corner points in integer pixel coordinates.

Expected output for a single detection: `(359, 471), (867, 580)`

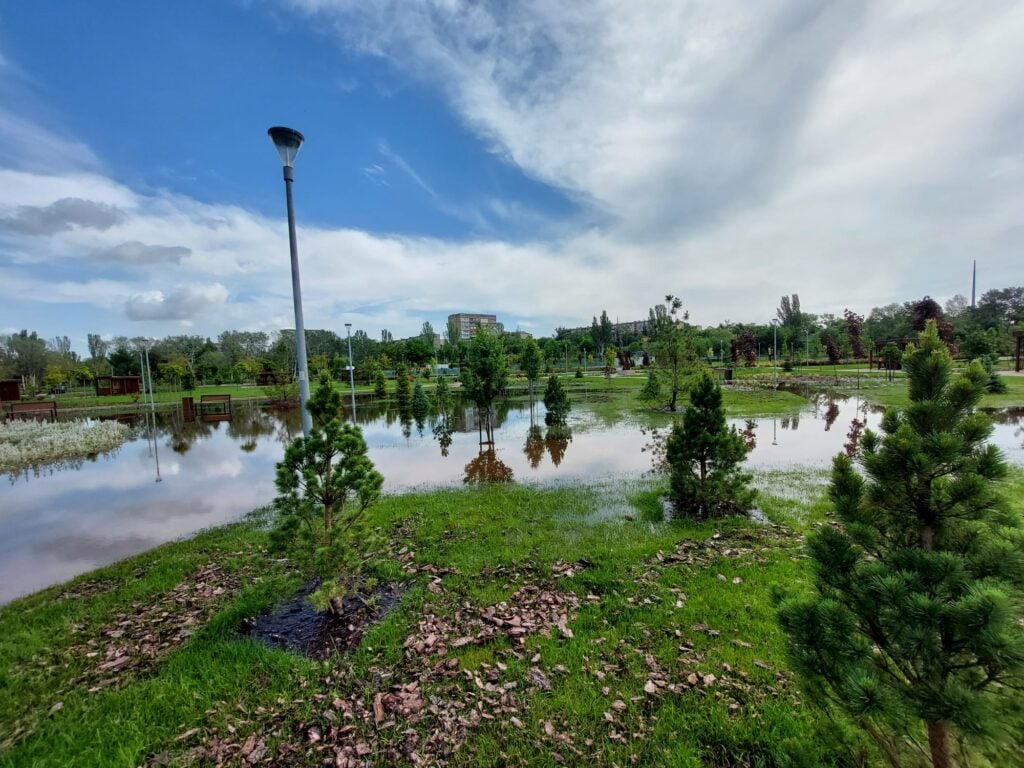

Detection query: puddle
(243, 581), (405, 660)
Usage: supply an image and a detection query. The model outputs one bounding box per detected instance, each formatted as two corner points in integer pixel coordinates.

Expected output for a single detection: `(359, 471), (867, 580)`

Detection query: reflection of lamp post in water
(138, 345), (162, 481)
(772, 418), (778, 446)
(345, 323), (356, 420)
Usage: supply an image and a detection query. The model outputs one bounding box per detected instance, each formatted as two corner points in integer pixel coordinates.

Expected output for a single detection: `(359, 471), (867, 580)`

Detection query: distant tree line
(2, 285), (1019, 392)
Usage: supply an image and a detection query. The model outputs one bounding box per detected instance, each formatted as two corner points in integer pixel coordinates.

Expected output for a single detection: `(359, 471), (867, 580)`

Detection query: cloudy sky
(1, 2), (1022, 353)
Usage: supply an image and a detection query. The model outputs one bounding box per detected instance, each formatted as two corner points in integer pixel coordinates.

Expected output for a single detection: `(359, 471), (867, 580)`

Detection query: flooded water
(1, 394), (1021, 603)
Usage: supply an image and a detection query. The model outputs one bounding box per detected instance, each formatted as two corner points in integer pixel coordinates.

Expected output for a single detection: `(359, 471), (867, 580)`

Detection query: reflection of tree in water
(227, 405), (278, 453)
(844, 417), (866, 458)
(545, 425), (572, 467)
(463, 448), (514, 484)
(823, 399), (840, 431)
(781, 414), (800, 431)
(740, 420), (757, 451)
(524, 424), (545, 468)
(433, 420), (453, 456)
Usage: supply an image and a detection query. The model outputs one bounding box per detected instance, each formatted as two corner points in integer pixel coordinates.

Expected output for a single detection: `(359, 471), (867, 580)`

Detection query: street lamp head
(267, 126), (304, 168)
(345, 322), (352, 328)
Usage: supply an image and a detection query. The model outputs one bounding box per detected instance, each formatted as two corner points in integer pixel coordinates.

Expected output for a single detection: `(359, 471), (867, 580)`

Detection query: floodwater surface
(1, 394), (1021, 602)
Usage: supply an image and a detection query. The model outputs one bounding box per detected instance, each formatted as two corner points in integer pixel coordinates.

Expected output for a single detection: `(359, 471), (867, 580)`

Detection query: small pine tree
(270, 379), (384, 600)
(373, 368), (388, 399)
(639, 368), (662, 402)
(777, 321), (1024, 768)
(665, 370), (753, 517)
(543, 375), (571, 425)
(574, 367), (584, 379)
(394, 363), (413, 406)
(307, 371), (341, 428)
(411, 380), (429, 420)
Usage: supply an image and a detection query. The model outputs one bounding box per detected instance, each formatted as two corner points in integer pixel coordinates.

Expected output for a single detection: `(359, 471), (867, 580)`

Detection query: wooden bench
(199, 394), (232, 414)
(9, 401), (57, 421)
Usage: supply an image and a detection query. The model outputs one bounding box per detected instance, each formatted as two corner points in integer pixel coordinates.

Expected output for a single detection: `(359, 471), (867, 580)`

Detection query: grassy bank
(3, 466), (1022, 767)
(1, 475), (867, 767)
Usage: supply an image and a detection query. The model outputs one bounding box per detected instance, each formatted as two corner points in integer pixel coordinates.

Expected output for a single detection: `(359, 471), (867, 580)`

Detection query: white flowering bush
(0, 419), (131, 472)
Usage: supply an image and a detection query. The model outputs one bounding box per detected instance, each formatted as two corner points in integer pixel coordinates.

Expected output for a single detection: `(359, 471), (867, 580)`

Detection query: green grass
(833, 373), (1024, 410)
(0, 476), (885, 767)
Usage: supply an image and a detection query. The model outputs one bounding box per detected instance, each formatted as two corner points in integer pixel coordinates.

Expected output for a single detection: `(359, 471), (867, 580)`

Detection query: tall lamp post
(268, 126), (312, 437)
(771, 319), (779, 389)
(345, 322), (357, 419)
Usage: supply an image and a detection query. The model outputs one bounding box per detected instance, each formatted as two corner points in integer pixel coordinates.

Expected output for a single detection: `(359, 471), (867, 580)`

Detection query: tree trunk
(927, 721), (953, 768)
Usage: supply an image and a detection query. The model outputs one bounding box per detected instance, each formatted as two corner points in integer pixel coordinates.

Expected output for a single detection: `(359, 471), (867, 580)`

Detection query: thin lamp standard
(345, 322), (357, 419)
(268, 126), (312, 437)
(771, 319), (779, 389)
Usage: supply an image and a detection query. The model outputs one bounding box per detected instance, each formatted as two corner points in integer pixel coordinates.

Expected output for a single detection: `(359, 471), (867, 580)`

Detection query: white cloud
(124, 283), (230, 322)
(93, 241), (192, 265)
(3, 2), (1024, 344)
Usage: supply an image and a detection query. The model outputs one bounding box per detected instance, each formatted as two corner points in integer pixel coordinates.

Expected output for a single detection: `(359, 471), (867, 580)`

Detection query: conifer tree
(777, 321), (1024, 768)
(543, 374), (571, 426)
(639, 367), (662, 402)
(665, 370), (752, 517)
(394, 362), (413, 407)
(411, 380), (429, 420)
(270, 376), (384, 600)
(373, 368), (388, 399)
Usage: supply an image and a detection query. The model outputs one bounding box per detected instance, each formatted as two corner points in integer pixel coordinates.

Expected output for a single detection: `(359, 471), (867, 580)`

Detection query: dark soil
(242, 581), (405, 660)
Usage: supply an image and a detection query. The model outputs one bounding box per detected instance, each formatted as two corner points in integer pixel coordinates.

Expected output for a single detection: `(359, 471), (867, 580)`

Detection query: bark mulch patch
(69, 561), (255, 691)
(242, 581), (407, 661)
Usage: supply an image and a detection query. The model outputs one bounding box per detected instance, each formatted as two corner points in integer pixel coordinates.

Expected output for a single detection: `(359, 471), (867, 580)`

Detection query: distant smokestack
(971, 260), (976, 308)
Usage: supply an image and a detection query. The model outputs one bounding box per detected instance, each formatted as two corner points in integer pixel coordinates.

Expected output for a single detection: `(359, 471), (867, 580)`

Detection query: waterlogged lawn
(0, 474), (889, 768)
(0, 419), (131, 473)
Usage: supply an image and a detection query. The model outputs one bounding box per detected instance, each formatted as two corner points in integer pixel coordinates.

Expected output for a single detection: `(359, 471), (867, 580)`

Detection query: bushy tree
(270, 379), (384, 602)
(777, 322), (1024, 768)
(844, 309), (866, 358)
(665, 370), (753, 517)
(603, 346), (617, 383)
(543, 374), (571, 426)
(881, 342), (901, 382)
(824, 333), (842, 364)
(461, 330), (508, 443)
(519, 337), (543, 399)
(649, 295), (697, 410)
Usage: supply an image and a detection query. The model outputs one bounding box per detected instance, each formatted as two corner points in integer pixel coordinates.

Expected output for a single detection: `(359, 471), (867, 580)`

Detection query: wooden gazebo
(94, 375), (141, 396)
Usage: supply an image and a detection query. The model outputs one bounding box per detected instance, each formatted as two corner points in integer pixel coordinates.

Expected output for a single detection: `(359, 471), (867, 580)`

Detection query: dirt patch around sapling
(243, 581), (406, 660)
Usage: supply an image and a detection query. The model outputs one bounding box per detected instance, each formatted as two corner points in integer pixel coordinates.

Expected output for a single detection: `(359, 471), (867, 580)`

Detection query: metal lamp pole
(268, 126), (312, 437)
(772, 320), (778, 389)
(345, 322), (356, 419)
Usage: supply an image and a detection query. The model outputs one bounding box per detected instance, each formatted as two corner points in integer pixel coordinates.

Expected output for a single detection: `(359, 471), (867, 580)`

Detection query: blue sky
(1, 2), (1023, 353)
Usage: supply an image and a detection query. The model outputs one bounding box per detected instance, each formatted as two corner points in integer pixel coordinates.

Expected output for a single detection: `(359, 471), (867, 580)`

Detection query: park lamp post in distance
(268, 126), (312, 437)
(345, 322), (357, 418)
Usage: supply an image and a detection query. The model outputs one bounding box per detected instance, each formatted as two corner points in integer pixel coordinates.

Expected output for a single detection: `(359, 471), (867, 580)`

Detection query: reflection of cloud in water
(4, 398), (1023, 603)
(39, 533), (161, 564)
